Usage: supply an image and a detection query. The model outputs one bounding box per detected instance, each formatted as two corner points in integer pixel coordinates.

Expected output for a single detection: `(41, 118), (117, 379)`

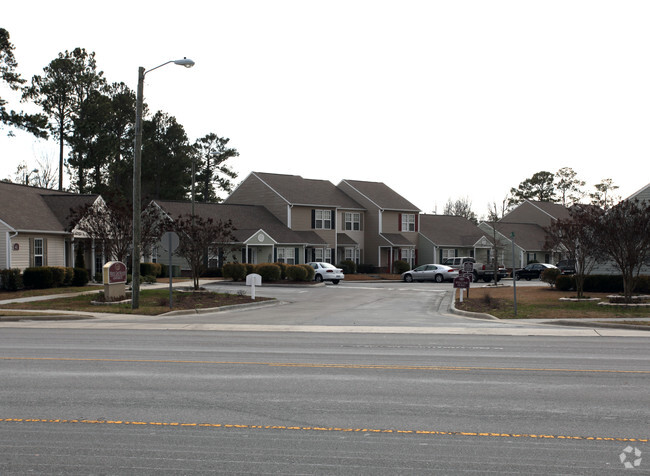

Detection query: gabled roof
(151, 200), (307, 245)
(419, 214), (488, 247)
(339, 179), (420, 212)
(493, 222), (548, 251)
(249, 172), (365, 209)
(628, 182), (650, 202)
(0, 181), (98, 232)
(500, 200), (570, 225)
(380, 233), (415, 246)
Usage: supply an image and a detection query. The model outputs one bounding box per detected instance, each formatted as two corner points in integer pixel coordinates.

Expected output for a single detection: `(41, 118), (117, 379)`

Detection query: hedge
(72, 267), (89, 287)
(0, 269), (23, 291)
(222, 262), (247, 281)
(338, 260), (357, 274)
(392, 260), (410, 275)
(140, 262), (162, 277)
(300, 264), (315, 281)
(554, 274), (650, 293)
(23, 267), (55, 289)
(285, 264), (308, 281)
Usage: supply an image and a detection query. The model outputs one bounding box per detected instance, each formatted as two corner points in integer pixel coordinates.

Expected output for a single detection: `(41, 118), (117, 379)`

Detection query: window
(324, 248), (332, 263)
(442, 249), (455, 260)
(344, 212), (360, 231)
(401, 214), (416, 232)
(34, 238), (44, 267)
(277, 247), (295, 264)
(314, 210), (332, 229)
(401, 248), (415, 267)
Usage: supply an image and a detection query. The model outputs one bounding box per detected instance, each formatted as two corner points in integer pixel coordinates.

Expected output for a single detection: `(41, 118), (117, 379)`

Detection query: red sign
(453, 276), (471, 289)
(107, 262), (127, 284)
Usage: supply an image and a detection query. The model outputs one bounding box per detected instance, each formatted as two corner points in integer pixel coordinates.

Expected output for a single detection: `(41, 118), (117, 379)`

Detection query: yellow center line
(0, 418), (647, 443)
(1, 356), (649, 374)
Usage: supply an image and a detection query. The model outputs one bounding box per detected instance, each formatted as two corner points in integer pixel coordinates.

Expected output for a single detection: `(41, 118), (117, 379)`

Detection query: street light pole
(132, 58), (194, 310)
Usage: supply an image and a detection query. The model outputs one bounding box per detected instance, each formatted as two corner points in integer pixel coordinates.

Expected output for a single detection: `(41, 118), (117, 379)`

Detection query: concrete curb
(548, 319), (650, 332)
(448, 298), (499, 321)
(159, 299), (281, 316)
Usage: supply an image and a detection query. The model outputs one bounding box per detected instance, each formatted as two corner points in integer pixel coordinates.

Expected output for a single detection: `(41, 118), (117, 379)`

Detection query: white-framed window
(401, 214), (416, 232)
(401, 248), (415, 267)
(34, 238), (44, 267)
(344, 248), (353, 260)
(442, 249), (455, 260)
(324, 248), (332, 263)
(277, 247), (295, 264)
(344, 212), (360, 231)
(314, 210), (332, 229)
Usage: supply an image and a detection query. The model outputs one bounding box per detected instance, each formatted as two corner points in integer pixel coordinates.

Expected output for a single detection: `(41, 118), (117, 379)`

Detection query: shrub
(274, 262), (288, 280)
(72, 267), (89, 287)
(160, 264), (181, 278)
(286, 264), (308, 281)
(357, 263), (375, 274)
(74, 245), (85, 269)
(392, 260), (410, 275)
(201, 267), (223, 277)
(50, 266), (67, 287)
(255, 263), (281, 282)
(142, 274), (157, 284)
(300, 264), (315, 281)
(23, 267), (55, 289)
(555, 275), (574, 292)
(222, 262), (247, 281)
(634, 275), (650, 293)
(140, 262), (162, 277)
(540, 267), (561, 288)
(63, 267), (74, 286)
(338, 260), (357, 274)
(0, 269), (23, 291)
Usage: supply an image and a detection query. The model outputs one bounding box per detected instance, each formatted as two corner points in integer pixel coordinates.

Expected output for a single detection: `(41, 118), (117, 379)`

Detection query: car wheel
(332, 280), (340, 284)
(315, 274), (323, 283)
(516, 275), (521, 281)
(525, 277), (531, 281)
(435, 274), (443, 283)
(404, 274), (413, 283)
(472, 272), (479, 283)
(483, 276), (492, 283)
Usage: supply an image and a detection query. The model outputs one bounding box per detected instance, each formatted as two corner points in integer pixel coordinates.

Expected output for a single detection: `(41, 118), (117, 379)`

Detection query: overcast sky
(2, 0), (649, 216)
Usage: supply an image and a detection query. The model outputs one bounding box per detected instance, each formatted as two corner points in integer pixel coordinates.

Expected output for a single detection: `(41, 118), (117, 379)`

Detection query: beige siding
(291, 207), (313, 230)
(9, 233), (67, 270)
(0, 228), (8, 269)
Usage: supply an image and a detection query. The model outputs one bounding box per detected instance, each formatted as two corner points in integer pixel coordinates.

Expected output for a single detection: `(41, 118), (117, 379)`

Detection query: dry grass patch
(455, 286), (650, 319)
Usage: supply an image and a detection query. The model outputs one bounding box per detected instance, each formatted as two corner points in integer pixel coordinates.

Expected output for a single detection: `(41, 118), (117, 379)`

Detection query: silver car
(308, 262), (344, 284)
(401, 264), (459, 283)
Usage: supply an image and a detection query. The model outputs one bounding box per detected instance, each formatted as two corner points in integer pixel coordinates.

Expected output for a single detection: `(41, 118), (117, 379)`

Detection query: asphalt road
(1, 327), (648, 474)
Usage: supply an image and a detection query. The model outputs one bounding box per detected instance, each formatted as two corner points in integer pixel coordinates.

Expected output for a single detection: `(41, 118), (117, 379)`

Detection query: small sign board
(453, 276), (471, 289)
(160, 231), (180, 253)
(103, 261), (127, 284)
(463, 261), (474, 274)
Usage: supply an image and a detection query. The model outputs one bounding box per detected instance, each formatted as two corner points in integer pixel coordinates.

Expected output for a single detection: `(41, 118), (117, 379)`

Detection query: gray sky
(2, 0), (649, 216)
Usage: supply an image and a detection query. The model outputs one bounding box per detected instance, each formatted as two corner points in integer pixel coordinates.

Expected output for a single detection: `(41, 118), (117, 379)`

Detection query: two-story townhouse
(337, 179), (421, 272)
(0, 181), (100, 274)
(478, 200), (571, 269)
(148, 200), (311, 271)
(225, 172), (366, 265)
(417, 215), (495, 265)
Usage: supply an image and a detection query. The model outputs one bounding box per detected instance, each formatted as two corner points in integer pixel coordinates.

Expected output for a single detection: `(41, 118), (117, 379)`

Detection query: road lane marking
(1, 357), (649, 374)
(0, 418), (647, 443)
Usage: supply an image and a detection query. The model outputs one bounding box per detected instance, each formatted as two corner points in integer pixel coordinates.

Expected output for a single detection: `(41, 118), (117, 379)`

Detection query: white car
(401, 264), (459, 283)
(308, 262), (344, 284)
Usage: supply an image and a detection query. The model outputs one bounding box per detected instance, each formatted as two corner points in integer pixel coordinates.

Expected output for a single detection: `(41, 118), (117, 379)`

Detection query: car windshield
(320, 263), (337, 269)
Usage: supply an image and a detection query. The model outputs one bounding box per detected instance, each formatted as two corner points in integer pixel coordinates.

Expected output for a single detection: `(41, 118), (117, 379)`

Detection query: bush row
(555, 274), (650, 293)
(221, 263), (316, 282)
(0, 266), (89, 291)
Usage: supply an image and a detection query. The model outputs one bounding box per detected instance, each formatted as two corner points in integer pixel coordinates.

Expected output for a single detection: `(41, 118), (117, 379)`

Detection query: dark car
(515, 263), (558, 280)
(555, 259), (576, 275)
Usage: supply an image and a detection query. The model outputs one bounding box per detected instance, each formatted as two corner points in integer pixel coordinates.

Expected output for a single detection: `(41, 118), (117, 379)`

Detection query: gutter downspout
(7, 231), (18, 269)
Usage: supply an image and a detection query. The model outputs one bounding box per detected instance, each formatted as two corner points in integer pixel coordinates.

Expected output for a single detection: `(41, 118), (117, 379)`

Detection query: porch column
(91, 239), (96, 280)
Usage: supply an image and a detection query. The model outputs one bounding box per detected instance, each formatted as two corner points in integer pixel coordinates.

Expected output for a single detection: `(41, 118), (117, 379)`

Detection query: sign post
(102, 261), (127, 301)
(246, 273), (262, 300)
(160, 231), (179, 308)
(453, 275), (471, 302)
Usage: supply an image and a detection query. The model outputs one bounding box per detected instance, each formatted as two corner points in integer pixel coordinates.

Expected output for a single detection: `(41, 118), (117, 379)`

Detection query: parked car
(401, 264), (459, 283)
(555, 259), (576, 275)
(308, 262), (344, 284)
(515, 263), (558, 280)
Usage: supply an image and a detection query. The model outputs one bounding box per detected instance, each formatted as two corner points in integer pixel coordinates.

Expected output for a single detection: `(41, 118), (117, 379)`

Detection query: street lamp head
(174, 57), (195, 68)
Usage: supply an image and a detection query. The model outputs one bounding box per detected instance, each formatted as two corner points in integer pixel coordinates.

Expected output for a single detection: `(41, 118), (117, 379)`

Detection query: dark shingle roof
(339, 179), (420, 212)
(494, 222), (548, 251)
(253, 172), (364, 209)
(152, 200), (307, 245)
(419, 215), (487, 247)
(0, 181), (97, 232)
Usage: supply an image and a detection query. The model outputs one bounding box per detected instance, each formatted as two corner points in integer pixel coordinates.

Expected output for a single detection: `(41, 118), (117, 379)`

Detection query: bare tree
(595, 199), (650, 303)
(589, 178), (620, 210)
(485, 202), (507, 285)
(544, 205), (602, 298)
(443, 197), (478, 224)
(172, 214), (236, 290)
